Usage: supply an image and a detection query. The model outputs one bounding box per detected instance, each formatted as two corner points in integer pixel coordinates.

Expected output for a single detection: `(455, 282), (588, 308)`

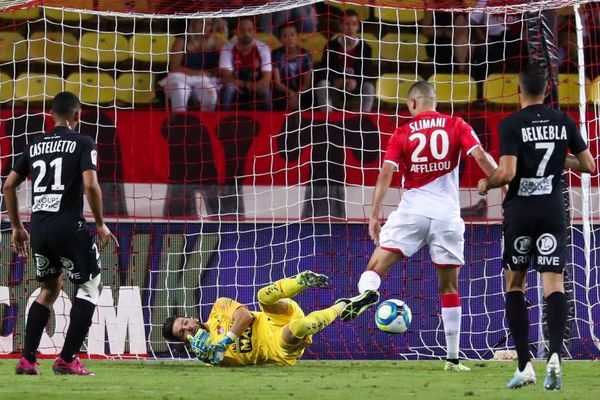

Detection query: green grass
(0, 360), (599, 400)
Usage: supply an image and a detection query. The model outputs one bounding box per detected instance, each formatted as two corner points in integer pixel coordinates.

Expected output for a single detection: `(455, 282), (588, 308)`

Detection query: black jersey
(12, 126), (97, 232)
(499, 104), (587, 220)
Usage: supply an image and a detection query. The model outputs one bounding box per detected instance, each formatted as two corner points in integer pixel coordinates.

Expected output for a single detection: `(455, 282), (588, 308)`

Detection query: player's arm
(370, 162), (395, 246)
(478, 155), (517, 195)
(3, 171), (29, 257)
(83, 169), (118, 250)
(565, 150), (595, 173)
(208, 303), (254, 365)
(470, 146), (498, 177)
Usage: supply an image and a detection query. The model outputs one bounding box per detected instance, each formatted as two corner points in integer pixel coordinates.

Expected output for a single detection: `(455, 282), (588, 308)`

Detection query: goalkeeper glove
(186, 328), (211, 361)
(207, 332), (237, 365)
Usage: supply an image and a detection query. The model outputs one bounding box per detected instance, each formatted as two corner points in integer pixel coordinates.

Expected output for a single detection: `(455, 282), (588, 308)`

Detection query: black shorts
(502, 217), (567, 273)
(30, 226), (100, 285)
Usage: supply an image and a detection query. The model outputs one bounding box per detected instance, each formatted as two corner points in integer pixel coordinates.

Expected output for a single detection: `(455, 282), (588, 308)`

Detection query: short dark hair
(343, 9), (360, 19)
(162, 316), (180, 342)
(237, 16), (255, 28)
(52, 91), (81, 118)
(519, 63), (548, 97)
(407, 80), (436, 103)
(276, 23), (296, 39)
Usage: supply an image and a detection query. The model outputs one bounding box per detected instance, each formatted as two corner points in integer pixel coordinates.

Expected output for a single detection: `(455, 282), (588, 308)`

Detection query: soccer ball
(375, 299), (412, 334)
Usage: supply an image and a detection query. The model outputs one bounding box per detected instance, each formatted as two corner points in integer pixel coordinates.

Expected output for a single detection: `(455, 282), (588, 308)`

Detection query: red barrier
(1, 110), (594, 187)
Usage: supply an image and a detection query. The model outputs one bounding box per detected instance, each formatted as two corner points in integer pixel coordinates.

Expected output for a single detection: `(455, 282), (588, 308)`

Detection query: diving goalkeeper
(162, 271), (360, 366)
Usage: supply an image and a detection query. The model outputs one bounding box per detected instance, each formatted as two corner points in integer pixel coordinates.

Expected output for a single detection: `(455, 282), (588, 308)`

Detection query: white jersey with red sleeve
(383, 111), (481, 221)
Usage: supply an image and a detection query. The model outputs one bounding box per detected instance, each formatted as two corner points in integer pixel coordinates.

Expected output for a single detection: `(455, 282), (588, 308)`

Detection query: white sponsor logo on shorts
(517, 176), (553, 196)
(513, 236), (532, 255)
(35, 253), (57, 278)
(60, 257), (81, 280)
(537, 233), (557, 256)
(32, 194), (62, 213)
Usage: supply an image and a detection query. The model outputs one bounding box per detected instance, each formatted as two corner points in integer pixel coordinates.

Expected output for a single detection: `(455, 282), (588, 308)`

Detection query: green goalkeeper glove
(207, 332), (237, 365)
(186, 328), (211, 361)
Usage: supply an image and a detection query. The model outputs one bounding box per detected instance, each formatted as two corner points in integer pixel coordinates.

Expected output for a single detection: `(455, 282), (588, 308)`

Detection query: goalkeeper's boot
(506, 362), (536, 389)
(336, 290), (380, 322)
(15, 357), (40, 375)
(543, 353), (562, 391)
(444, 361), (471, 371)
(52, 357), (94, 376)
(297, 270), (329, 288)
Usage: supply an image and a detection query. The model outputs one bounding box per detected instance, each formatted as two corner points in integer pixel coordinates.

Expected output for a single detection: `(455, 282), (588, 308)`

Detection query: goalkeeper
(162, 271), (359, 366)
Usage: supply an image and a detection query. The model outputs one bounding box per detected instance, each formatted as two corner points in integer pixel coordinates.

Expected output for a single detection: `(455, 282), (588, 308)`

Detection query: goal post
(0, 0), (598, 360)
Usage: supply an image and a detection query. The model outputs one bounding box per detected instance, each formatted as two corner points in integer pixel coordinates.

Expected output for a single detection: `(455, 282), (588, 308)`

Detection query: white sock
(441, 306), (461, 360)
(357, 270), (381, 294)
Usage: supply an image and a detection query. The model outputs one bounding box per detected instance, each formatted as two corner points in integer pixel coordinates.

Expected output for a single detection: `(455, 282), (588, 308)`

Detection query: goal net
(0, 0), (598, 361)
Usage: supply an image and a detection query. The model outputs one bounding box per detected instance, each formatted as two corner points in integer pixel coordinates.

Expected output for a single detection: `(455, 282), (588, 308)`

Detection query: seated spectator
(421, 4), (469, 74)
(257, 5), (318, 34)
(272, 24), (313, 111)
(163, 18), (224, 112)
(220, 17), (272, 111)
(470, 0), (523, 80)
(315, 9), (375, 113)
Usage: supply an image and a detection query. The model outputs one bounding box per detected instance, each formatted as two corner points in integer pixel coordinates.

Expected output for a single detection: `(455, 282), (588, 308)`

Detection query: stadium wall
(1, 222), (599, 359)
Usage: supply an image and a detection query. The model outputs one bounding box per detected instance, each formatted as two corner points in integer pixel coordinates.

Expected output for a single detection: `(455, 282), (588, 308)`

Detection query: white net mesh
(0, 0), (598, 360)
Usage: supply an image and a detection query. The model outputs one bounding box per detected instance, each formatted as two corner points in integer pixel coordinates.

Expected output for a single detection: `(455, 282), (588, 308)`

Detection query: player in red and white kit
(338, 81), (498, 370)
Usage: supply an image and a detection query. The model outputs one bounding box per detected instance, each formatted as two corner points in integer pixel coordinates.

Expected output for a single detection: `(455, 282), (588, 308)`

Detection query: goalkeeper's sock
(22, 301), (51, 364)
(441, 292), (461, 361)
(357, 270), (381, 294)
(505, 291), (531, 372)
(288, 304), (343, 338)
(60, 298), (96, 363)
(545, 291), (567, 361)
(257, 277), (305, 305)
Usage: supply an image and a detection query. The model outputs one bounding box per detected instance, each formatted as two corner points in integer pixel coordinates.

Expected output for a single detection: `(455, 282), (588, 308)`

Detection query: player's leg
(535, 219), (568, 391)
(336, 248), (398, 321)
(429, 218), (469, 371)
(52, 232), (101, 376)
(281, 302), (345, 346)
(257, 270), (328, 314)
(540, 272), (565, 391)
(16, 233), (63, 375)
(502, 219), (537, 388)
(17, 275), (62, 375)
(340, 211), (427, 321)
(436, 266), (470, 371)
(504, 268), (537, 388)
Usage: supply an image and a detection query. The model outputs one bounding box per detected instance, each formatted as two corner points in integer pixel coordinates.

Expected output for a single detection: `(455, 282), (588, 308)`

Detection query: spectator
(272, 24), (313, 111)
(163, 18), (224, 112)
(257, 5), (318, 34)
(315, 9), (375, 113)
(220, 17), (273, 111)
(421, 4), (469, 74)
(470, 0), (523, 80)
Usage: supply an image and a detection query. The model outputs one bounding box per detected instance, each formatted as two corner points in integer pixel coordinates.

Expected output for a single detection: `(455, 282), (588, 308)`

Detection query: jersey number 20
(32, 158), (65, 193)
(409, 129), (450, 162)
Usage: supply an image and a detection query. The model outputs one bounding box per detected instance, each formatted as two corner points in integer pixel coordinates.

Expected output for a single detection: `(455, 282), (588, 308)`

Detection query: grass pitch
(0, 360), (598, 400)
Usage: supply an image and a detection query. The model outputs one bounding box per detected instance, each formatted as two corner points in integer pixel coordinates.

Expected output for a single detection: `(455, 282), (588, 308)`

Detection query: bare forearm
(371, 170), (394, 218)
(485, 169), (511, 190)
(85, 185), (105, 226)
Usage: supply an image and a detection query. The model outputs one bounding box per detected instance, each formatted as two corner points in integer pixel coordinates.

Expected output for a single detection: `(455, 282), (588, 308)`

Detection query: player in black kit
(478, 65), (595, 390)
(3, 92), (118, 376)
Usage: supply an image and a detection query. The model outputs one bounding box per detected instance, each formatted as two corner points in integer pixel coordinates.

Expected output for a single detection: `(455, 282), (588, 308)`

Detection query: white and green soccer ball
(375, 299), (412, 334)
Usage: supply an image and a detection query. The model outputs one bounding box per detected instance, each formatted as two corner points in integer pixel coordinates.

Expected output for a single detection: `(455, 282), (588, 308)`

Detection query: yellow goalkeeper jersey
(205, 297), (311, 366)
